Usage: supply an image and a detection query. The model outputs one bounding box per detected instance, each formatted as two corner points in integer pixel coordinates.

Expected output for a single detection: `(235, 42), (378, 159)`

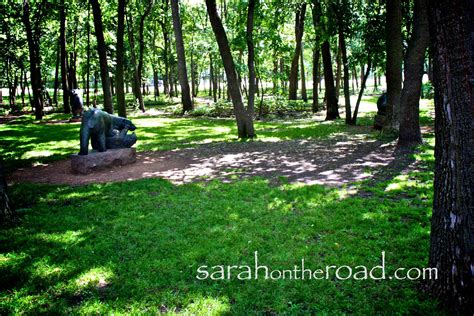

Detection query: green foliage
(421, 82), (434, 99)
(189, 100), (234, 118)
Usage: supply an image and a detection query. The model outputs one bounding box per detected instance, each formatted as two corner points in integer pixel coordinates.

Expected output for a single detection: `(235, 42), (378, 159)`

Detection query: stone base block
(71, 148), (136, 174)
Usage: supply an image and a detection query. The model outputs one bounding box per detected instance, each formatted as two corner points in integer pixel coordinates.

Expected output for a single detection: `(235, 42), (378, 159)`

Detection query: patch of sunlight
(21, 150), (56, 159)
(34, 230), (88, 245)
(338, 187), (359, 199)
(362, 212), (386, 220)
(385, 175), (409, 192)
(228, 213), (239, 220)
(212, 126), (231, 133)
(139, 131), (161, 138)
(184, 296), (231, 315)
(0, 252), (28, 268)
(75, 267), (114, 289)
(76, 301), (109, 314)
(32, 259), (66, 279)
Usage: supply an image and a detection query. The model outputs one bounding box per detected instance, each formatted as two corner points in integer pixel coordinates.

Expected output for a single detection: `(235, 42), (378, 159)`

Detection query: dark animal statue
(69, 89), (84, 117)
(79, 108), (137, 155)
(376, 92), (388, 115)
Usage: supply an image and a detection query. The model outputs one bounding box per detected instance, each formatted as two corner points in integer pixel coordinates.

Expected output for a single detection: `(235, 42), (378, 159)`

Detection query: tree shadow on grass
(1, 176), (439, 314)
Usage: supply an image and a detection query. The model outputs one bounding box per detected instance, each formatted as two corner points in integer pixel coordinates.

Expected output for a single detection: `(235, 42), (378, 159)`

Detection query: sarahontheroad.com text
(196, 251), (438, 281)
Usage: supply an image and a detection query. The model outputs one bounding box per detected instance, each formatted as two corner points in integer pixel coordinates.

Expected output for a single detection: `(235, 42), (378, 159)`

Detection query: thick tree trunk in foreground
(322, 40), (339, 120)
(246, 0), (257, 117)
(171, 0), (193, 113)
(288, 4), (306, 100)
(0, 158), (14, 225)
(116, 0), (127, 117)
(398, 0), (429, 146)
(427, 0), (474, 313)
(90, 0), (113, 114)
(205, 0), (255, 138)
(22, 0), (44, 120)
(384, 0), (403, 131)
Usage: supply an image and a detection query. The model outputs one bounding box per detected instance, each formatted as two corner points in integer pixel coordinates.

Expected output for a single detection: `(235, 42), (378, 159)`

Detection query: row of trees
(3, 0), (428, 141)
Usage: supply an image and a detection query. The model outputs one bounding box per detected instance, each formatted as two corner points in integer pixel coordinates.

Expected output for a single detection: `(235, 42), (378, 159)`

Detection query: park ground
(0, 95), (440, 314)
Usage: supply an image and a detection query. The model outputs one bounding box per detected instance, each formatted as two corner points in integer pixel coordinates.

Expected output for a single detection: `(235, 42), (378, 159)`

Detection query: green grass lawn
(0, 99), (440, 314)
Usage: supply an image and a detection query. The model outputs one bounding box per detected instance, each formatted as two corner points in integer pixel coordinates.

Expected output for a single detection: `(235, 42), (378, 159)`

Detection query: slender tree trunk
(153, 67), (160, 100)
(280, 59), (286, 92)
(312, 47), (320, 112)
(338, 19), (351, 124)
(90, 0), (113, 113)
(161, 26), (170, 95)
(0, 157), (14, 225)
(322, 40), (339, 120)
(335, 39), (342, 100)
(19, 70), (25, 109)
(398, 0), (429, 146)
(427, 0), (474, 312)
(171, 0), (193, 113)
(86, 1), (91, 107)
(211, 56), (218, 102)
(351, 60), (371, 125)
(300, 44), (307, 102)
(246, 0), (257, 117)
(22, 0), (44, 120)
(384, 0), (403, 131)
(205, 0), (255, 138)
(127, 14), (145, 111)
(116, 0), (127, 117)
(272, 57), (279, 93)
(354, 67), (359, 89)
(53, 39), (60, 107)
(288, 4), (306, 100)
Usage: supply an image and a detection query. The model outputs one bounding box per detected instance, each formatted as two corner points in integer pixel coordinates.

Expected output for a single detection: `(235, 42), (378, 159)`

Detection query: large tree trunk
(398, 0), (429, 147)
(205, 0), (255, 138)
(90, 0), (113, 114)
(246, 0), (257, 117)
(0, 158), (14, 225)
(171, 0), (193, 113)
(322, 40), (339, 120)
(22, 0), (44, 120)
(288, 4), (306, 100)
(384, 0), (403, 131)
(116, 0), (127, 117)
(427, 0), (474, 312)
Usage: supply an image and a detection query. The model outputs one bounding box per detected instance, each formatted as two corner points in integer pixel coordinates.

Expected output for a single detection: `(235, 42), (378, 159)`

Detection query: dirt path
(8, 134), (419, 187)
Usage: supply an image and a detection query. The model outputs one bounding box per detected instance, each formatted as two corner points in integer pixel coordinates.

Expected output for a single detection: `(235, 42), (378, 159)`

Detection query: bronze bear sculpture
(79, 108), (137, 155)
